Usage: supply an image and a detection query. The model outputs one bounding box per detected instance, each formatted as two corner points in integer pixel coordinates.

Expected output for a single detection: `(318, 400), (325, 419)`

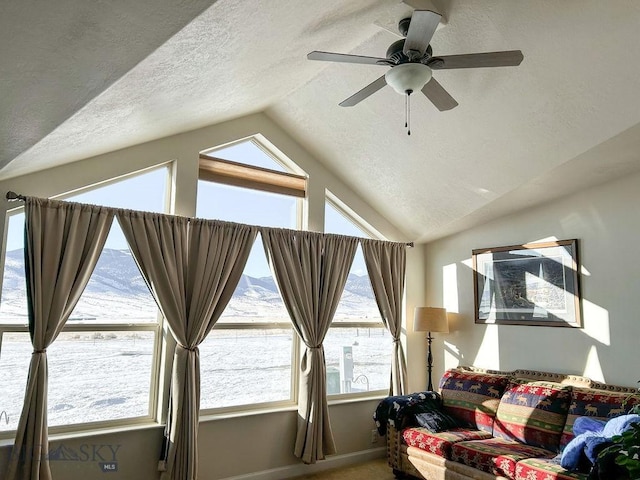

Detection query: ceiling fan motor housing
(386, 39), (432, 65)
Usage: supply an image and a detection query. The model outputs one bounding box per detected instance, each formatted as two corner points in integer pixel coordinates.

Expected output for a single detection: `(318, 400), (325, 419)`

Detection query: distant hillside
(0, 249), (379, 322)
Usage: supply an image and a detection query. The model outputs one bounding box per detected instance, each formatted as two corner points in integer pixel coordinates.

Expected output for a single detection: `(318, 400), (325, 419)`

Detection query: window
(197, 139), (304, 411)
(0, 133), (390, 436)
(0, 166), (168, 434)
(324, 198), (392, 396)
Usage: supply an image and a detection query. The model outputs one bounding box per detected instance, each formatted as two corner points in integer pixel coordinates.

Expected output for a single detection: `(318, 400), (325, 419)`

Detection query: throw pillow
(493, 380), (572, 452)
(414, 409), (461, 432)
(439, 369), (510, 433)
(561, 386), (640, 449)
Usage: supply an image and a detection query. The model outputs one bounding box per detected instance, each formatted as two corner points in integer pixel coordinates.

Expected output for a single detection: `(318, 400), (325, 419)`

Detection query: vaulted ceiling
(2, 0), (640, 242)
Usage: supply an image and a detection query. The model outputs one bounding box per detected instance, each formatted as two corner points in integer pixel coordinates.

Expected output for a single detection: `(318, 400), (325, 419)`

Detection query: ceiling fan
(307, 10), (523, 133)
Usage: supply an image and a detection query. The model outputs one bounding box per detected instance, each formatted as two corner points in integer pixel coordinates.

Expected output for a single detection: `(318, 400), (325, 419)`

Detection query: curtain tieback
(178, 344), (198, 352)
(33, 349), (47, 354)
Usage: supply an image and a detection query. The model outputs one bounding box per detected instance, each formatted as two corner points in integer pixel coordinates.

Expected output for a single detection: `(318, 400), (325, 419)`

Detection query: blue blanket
(560, 414), (640, 471)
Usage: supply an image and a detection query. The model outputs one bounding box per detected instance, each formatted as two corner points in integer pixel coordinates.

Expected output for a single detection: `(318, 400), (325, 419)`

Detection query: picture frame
(472, 239), (581, 327)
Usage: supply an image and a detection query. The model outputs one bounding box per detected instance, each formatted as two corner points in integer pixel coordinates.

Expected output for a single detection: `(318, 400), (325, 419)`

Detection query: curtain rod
(6, 191), (26, 201)
(5, 190), (415, 247)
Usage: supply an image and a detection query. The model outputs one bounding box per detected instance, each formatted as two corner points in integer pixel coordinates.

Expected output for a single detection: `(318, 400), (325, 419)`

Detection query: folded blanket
(373, 391), (441, 435)
(561, 414), (640, 471)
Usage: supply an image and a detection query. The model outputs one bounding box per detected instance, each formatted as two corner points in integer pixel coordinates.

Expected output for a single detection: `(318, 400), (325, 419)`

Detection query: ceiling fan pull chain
(405, 94), (408, 130)
(407, 92), (412, 135)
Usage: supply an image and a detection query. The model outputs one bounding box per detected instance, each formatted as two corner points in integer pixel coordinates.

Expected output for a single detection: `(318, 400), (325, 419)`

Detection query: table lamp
(414, 307), (449, 391)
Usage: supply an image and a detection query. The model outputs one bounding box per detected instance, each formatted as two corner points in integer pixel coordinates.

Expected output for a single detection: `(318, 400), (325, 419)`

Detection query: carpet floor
(288, 457), (396, 479)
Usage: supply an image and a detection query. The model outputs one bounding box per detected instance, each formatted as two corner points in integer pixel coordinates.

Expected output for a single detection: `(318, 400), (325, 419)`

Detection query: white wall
(422, 170), (640, 388)
(0, 113), (419, 479)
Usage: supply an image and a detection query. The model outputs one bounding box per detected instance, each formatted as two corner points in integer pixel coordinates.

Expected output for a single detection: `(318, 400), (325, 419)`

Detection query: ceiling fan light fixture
(384, 63), (432, 95)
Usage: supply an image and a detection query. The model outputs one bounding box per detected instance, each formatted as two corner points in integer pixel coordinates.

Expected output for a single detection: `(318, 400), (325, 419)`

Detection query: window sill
(0, 421), (164, 448)
(199, 403), (298, 422)
(328, 392), (387, 406)
(0, 394), (389, 448)
(198, 393), (387, 424)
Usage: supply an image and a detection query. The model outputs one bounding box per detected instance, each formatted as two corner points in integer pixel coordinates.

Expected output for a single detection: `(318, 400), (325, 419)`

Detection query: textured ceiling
(2, 0), (640, 242)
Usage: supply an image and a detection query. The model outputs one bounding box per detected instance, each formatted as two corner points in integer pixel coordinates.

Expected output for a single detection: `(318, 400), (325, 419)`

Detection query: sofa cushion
(402, 426), (492, 459)
(560, 386), (640, 448)
(451, 437), (556, 479)
(493, 381), (572, 452)
(515, 457), (588, 480)
(439, 369), (511, 433)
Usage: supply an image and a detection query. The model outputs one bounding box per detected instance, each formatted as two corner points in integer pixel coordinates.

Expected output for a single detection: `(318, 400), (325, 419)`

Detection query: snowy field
(0, 328), (391, 432)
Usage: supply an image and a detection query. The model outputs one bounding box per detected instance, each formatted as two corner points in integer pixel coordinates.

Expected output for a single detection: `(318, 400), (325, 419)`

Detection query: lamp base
(427, 331), (434, 391)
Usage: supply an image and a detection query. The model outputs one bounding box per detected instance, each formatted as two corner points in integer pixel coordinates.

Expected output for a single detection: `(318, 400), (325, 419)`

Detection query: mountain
(0, 249), (379, 322)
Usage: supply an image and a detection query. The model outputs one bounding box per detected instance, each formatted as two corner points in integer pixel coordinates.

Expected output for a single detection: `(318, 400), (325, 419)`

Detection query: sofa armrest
(386, 423), (403, 471)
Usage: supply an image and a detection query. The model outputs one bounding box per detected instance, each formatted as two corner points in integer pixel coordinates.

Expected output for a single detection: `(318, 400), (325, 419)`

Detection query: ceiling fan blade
(307, 51), (387, 66)
(339, 75), (388, 107)
(432, 50), (524, 69)
(403, 10), (441, 57)
(421, 78), (458, 111)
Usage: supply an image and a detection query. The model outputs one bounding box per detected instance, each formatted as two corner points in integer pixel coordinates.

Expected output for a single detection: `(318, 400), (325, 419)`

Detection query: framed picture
(472, 239), (581, 327)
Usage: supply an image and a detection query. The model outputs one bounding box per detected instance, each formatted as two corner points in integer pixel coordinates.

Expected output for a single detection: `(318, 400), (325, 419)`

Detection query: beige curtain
(361, 239), (407, 396)
(6, 198), (114, 480)
(116, 212), (257, 480)
(261, 229), (358, 464)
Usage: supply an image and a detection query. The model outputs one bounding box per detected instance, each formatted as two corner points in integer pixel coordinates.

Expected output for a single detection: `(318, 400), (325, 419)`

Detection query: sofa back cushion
(560, 386), (640, 449)
(439, 369), (510, 433)
(493, 380), (572, 452)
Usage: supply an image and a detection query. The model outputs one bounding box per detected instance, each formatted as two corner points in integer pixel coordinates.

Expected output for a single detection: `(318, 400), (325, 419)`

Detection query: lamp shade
(384, 63), (433, 95)
(414, 307), (449, 333)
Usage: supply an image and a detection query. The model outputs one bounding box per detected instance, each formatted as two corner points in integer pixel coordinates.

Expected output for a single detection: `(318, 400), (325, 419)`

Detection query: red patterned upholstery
(493, 381), (572, 452)
(439, 370), (511, 433)
(560, 387), (640, 448)
(402, 427), (492, 458)
(515, 457), (588, 480)
(389, 368), (639, 480)
(451, 437), (556, 479)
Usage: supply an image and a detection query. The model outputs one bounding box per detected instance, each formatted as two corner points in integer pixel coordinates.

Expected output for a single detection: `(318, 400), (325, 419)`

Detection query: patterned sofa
(378, 366), (640, 480)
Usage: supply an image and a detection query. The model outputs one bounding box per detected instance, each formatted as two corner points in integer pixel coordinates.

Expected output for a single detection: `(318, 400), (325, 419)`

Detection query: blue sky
(4, 166), (167, 252)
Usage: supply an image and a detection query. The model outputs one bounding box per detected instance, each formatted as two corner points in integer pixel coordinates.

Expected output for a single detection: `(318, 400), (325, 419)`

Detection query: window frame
(0, 164), (171, 439)
(0, 323), (162, 438)
(323, 194), (391, 400)
(199, 322), (299, 416)
(197, 139), (306, 415)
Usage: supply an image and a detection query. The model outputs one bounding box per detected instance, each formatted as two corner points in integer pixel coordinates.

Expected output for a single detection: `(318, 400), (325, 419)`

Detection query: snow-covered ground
(0, 329), (391, 432)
